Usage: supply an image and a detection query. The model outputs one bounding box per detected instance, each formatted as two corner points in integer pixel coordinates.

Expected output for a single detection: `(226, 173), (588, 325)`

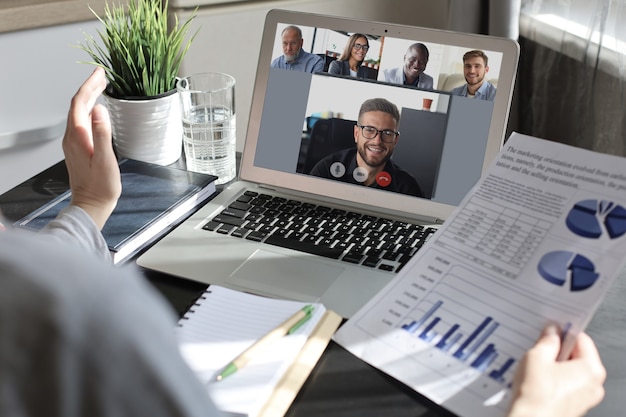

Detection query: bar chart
(400, 299), (518, 385)
(352, 254), (558, 393)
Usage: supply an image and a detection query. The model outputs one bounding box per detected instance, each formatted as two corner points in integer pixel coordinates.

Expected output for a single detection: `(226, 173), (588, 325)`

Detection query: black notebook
(14, 159), (217, 263)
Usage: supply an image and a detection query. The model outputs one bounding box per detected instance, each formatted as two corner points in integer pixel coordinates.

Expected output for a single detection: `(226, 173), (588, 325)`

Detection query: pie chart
(566, 199), (626, 239)
(538, 251), (599, 291)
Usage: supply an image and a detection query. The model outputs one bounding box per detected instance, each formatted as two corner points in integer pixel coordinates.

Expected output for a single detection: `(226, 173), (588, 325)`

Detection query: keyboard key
(229, 201), (252, 211)
(398, 253), (412, 266)
(350, 245), (367, 254)
(265, 234), (343, 259)
(264, 200), (282, 210)
(245, 212), (263, 221)
(264, 209), (280, 218)
(258, 225), (275, 234)
(319, 238), (334, 247)
(342, 252), (365, 264)
(250, 198), (265, 206)
(246, 231), (267, 242)
(383, 251), (400, 261)
(213, 214), (245, 227)
(352, 227), (369, 237)
(244, 222), (259, 230)
(289, 231), (305, 240)
(379, 242), (396, 251)
(216, 224), (235, 234)
(249, 206), (266, 214)
(221, 207), (246, 218)
(202, 221), (220, 231)
(288, 223), (305, 233)
(303, 226), (319, 234)
(368, 230), (386, 239)
(231, 228), (248, 238)
(292, 206), (311, 214)
(335, 241), (350, 251)
(274, 219), (290, 228)
(363, 256), (380, 268)
(278, 204), (295, 213)
(336, 224), (353, 233)
(236, 194), (254, 203)
(302, 235), (319, 244)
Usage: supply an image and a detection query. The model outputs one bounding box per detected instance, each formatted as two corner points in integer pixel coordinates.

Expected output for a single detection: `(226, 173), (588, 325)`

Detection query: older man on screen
(271, 25), (324, 73)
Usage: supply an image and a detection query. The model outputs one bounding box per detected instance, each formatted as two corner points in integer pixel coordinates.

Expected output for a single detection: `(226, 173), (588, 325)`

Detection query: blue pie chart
(566, 199), (626, 239)
(538, 251), (599, 291)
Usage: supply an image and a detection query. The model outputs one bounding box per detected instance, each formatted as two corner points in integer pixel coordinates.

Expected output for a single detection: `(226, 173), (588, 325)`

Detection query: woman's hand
(508, 324), (606, 417)
(62, 67), (121, 229)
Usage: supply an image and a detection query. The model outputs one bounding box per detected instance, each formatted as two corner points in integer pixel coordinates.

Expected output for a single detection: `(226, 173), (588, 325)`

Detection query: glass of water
(177, 73), (236, 184)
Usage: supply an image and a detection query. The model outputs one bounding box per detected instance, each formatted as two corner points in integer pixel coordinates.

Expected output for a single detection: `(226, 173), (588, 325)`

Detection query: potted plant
(78, 0), (198, 165)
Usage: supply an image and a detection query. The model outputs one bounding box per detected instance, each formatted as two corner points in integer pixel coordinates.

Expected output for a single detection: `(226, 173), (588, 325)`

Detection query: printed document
(334, 132), (626, 416)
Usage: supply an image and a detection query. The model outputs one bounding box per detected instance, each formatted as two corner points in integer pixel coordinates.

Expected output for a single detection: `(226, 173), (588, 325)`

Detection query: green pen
(215, 304), (314, 381)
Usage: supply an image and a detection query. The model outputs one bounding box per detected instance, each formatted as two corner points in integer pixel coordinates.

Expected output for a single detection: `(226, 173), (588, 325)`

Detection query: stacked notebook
(14, 159), (217, 263)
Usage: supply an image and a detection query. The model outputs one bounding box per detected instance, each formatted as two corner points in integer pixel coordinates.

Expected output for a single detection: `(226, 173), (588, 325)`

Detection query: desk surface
(141, 266), (454, 417)
(2, 160), (625, 417)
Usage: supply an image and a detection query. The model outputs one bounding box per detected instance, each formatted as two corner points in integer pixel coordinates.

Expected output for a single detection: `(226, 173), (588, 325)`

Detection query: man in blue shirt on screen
(450, 49), (497, 101)
(271, 25), (324, 73)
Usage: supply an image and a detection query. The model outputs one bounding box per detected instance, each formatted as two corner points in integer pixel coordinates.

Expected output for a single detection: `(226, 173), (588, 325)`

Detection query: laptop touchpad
(227, 249), (343, 301)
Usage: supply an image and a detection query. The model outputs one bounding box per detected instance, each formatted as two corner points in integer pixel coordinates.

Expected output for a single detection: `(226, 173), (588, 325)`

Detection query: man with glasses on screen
(309, 98), (424, 197)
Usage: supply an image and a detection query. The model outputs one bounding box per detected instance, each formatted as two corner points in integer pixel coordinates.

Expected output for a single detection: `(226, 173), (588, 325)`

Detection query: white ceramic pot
(104, 90), (182, 166)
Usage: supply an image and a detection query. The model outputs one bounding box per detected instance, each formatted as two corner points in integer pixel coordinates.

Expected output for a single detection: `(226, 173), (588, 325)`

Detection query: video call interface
(252, 22), (504, 207)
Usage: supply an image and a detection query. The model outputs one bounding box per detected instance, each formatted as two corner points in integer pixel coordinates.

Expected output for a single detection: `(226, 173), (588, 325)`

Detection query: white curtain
(518, 0), (626, 155)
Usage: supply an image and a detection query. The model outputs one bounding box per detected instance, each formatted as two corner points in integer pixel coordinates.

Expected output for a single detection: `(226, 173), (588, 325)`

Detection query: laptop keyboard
(202, 191), (438, 273)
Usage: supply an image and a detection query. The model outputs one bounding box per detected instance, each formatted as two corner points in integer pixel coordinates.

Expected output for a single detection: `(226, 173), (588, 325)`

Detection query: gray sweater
(0, 206), (223, 417)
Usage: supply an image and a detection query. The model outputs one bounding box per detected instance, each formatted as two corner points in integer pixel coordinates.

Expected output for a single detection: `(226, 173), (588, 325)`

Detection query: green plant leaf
(76, 0), (199, 97)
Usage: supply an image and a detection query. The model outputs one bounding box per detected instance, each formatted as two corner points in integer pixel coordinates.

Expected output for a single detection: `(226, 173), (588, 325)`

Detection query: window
(520, 0), (626, 74)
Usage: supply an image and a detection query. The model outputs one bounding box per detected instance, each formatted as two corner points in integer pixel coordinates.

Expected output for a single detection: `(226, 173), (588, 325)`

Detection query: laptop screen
(241, 10), (519, 223)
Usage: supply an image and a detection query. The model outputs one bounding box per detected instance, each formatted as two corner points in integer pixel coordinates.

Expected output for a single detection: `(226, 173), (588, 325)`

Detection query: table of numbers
(435, 196), (551, 278)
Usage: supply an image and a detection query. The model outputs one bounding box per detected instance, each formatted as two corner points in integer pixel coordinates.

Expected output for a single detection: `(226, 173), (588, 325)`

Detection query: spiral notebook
(176, 285), (341, 417)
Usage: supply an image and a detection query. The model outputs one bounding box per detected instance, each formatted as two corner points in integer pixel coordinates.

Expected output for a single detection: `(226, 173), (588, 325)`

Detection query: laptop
(137, 10), (519, 318)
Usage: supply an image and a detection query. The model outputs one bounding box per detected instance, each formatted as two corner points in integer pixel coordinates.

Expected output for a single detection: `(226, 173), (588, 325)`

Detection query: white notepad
(176, 285), (341, 417)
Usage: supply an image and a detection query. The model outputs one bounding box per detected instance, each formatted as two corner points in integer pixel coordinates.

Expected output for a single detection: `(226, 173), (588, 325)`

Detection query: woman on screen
(327, 33), (377, 80)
